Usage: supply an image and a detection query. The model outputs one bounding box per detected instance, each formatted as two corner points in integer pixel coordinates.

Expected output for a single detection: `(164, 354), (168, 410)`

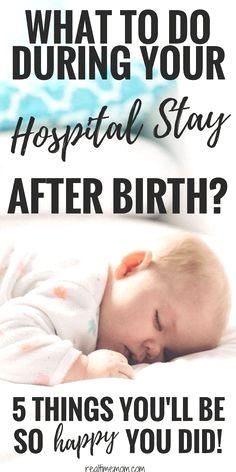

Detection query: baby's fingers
(118, 362), (134, 379)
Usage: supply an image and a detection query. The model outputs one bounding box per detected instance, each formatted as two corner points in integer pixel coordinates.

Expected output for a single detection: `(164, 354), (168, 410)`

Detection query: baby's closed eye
(154, 310), (163, 331)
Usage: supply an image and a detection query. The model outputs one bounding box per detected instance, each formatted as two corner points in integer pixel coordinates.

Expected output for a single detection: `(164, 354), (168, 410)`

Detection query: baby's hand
(85, 349), (134, 380)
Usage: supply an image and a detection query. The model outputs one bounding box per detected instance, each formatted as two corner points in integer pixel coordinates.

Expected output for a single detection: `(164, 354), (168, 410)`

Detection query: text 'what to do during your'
(13, 9), (225, 80)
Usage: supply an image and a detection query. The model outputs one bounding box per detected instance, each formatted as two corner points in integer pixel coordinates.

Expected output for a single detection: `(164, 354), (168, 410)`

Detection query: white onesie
(0, 242), (107, 385)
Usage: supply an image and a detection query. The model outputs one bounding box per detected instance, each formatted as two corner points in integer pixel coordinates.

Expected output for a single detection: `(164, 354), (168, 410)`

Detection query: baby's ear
(114, 251), (152, 279)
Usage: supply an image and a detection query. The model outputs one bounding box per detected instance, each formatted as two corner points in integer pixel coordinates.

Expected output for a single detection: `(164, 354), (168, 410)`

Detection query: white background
(0, 1), (235, 471)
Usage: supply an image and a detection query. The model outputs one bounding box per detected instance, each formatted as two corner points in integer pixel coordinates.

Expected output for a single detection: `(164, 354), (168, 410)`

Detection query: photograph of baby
(0, 232), (231, 385)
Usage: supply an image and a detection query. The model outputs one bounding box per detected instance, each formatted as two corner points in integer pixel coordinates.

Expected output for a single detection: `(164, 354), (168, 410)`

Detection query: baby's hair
(154, 233), (218, 275)
(153, 233), (231, 343)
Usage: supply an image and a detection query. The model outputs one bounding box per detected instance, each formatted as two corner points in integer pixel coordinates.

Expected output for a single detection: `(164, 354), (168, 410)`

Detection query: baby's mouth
(124, 346), (143, 365)
(124, 346), (135, 365)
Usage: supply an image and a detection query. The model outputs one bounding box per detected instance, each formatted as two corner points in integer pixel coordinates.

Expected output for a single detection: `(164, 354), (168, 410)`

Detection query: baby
(0, 232), (231, 385)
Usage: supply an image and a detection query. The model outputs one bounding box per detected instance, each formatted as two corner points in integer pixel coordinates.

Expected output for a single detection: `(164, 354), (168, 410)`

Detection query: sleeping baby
(0, 232), (231, 385)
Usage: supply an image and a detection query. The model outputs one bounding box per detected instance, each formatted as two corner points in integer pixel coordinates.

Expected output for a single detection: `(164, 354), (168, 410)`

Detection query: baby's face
(98, 266), (217, 364)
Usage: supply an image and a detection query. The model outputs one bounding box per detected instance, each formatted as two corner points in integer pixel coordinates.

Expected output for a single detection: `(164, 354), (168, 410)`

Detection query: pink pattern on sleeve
(18, 260), (26, 273)
(19, 342), (37, 352)
(53, 286), (67, 299)
(35, 373), (51, 386)
(18, 254), (33, 274)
